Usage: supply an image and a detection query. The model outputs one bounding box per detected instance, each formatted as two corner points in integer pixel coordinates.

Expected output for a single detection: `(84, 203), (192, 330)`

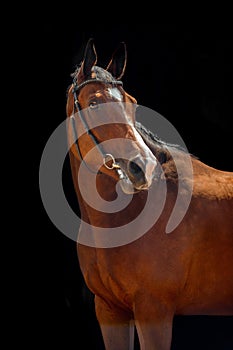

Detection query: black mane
(135, 121), (187, 152)
(135, 121), (194, 165)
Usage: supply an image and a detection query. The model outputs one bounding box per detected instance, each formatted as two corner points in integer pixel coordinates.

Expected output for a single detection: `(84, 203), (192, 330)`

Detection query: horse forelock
(71, 65), (115, 84)
(91, 66), (114, 82)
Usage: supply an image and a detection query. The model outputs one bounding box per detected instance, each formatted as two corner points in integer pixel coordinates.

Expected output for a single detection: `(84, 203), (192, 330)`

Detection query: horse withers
(66, 39), (233, 349)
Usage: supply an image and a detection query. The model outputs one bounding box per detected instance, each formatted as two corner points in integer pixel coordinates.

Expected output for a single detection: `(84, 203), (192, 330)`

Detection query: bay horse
(66, 39), (233, 349)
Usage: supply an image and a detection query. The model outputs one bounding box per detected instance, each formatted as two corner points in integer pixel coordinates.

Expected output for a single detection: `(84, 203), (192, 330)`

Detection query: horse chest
(77, 245), (134, 305)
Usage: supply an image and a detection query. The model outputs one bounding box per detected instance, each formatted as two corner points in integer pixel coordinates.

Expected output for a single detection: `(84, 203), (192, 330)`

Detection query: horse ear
(80, 38), (97, 77)
(106, 42), (127, 80)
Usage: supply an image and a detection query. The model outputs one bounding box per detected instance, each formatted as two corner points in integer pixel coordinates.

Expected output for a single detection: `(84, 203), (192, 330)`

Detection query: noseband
(70, 77), (124, 178)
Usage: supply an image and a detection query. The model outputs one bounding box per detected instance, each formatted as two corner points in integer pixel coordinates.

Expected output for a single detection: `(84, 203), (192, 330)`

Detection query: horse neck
(148, 139), (233, 200)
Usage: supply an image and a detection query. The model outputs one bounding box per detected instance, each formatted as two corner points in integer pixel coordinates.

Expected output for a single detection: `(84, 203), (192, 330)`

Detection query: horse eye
(89, 101), (98, 109)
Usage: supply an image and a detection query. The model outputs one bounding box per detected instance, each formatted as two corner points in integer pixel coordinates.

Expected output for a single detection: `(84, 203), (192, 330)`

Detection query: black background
(36, 19), (233, 349)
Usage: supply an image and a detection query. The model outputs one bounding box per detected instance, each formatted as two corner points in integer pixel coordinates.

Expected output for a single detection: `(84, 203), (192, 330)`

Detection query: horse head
(66, 38), (158, 194)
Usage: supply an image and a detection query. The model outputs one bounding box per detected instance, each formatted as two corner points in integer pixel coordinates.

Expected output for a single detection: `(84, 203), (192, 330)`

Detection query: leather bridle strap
(72, 78), (123, 94)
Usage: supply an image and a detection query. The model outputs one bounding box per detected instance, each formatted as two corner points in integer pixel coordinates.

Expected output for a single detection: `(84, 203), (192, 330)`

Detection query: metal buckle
(103, 154), (121, 170)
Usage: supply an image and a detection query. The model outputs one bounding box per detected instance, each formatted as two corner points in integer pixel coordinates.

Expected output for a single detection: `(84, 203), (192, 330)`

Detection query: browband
(72, 79), (123, 94)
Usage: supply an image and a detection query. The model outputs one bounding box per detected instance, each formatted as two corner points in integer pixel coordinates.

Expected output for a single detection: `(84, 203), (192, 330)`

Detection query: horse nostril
(128, 161), (143, 176)
(127, 158), (151, 190)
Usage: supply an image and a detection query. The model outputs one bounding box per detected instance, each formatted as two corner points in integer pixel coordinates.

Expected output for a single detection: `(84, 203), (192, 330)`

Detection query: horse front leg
(95, 295), (134, 350)
(134, 301), (174, 350)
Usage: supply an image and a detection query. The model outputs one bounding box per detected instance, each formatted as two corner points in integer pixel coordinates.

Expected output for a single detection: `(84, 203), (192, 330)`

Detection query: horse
(66, 38), (233, 350)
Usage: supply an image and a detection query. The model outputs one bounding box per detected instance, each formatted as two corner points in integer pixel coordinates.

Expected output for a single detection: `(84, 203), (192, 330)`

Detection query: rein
(70, 77), (124, 177)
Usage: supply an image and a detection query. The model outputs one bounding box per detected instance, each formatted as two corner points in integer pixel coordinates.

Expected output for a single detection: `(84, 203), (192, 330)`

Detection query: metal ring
(103, 153), (116, 169)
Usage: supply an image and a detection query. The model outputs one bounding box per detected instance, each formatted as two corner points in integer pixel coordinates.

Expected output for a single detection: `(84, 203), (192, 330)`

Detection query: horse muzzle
(118, 155), (157, 194)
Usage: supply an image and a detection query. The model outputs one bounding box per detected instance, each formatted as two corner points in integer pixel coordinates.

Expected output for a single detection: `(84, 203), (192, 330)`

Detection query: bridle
(70, 76), (124, 178)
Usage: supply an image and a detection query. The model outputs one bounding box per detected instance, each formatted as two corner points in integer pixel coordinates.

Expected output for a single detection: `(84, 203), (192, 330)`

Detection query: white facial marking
(107, 87), (123, 101)
(132, 127), (158, 185)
